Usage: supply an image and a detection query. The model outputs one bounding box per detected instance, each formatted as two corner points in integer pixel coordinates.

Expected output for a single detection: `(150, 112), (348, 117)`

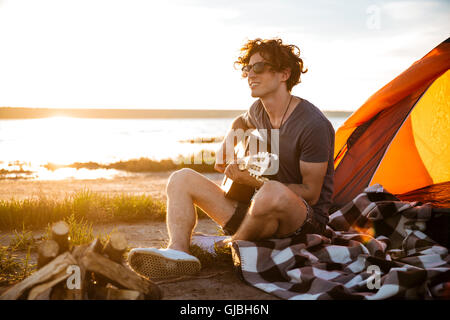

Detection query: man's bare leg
(231, 181), (308, 241)
(165, 168), (238, 254)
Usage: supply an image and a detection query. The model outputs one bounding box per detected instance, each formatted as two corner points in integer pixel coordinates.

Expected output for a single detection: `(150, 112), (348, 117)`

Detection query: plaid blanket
(230, 184), (450, 299)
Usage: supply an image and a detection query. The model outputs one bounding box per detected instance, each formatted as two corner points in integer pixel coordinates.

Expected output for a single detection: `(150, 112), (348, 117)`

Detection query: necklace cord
(279, 94), (293, 128)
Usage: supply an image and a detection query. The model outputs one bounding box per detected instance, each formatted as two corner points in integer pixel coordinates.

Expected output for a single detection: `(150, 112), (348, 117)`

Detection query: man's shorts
(222, 198), (326, 238)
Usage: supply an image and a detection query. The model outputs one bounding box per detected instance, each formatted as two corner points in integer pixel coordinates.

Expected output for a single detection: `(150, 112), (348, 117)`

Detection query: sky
(0, 0), (448, 111)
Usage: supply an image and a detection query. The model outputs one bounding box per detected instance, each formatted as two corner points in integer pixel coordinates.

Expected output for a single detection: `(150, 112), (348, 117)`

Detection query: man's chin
(250, 89), (260, 98)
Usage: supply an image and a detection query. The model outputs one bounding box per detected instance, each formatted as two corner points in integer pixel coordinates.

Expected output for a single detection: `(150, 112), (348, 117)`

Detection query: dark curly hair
(235, 38), (308, 92)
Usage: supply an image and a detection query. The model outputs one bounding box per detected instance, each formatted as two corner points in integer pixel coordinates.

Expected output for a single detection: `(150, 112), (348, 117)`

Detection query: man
(128, 38), (335, 280)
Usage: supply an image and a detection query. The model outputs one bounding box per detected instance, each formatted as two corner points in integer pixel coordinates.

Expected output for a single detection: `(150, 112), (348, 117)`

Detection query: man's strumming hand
(224, 162), (264, 189)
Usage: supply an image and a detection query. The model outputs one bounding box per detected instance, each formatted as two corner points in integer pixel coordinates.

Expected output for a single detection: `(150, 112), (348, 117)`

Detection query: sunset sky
(0, 0), (448, 111)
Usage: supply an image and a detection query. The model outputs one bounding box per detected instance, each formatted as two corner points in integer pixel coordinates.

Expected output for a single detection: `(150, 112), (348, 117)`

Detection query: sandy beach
(0, 171), (279, 300)
(0, 171), (183, 202)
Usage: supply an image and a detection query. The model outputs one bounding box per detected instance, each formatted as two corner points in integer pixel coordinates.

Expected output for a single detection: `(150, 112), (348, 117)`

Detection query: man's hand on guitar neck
(224, 162), (264, 189)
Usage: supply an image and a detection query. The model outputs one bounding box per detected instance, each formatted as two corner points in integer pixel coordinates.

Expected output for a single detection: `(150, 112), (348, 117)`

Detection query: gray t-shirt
(242, 97), (335, 225)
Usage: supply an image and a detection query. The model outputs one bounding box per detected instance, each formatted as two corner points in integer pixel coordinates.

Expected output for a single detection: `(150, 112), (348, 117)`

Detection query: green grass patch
(9, 224), (37, 251)
(0, 243), (35, 286)
(0, 189), (167, 231)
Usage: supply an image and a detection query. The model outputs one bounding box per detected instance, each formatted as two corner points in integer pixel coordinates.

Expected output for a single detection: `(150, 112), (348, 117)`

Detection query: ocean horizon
(0, 112), (350, 180)
(0, 107), (353, 119)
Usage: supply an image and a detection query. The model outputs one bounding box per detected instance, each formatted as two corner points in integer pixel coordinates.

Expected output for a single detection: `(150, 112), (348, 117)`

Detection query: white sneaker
(191, 234), (231, 255)
(127, 248), (201, 280)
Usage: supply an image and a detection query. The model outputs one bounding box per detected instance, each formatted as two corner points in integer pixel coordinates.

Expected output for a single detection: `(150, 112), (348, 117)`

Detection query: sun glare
(35, 167), (127, 181)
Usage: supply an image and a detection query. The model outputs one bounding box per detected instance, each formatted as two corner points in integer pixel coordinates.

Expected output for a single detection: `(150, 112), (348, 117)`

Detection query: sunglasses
(241, 62), (274, 77)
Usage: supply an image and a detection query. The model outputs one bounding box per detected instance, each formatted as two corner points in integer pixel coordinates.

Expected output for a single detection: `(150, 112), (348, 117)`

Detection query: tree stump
(51, 221), (70, 253)
(103, 232), (127, 263)
(37, 240), (60, 269)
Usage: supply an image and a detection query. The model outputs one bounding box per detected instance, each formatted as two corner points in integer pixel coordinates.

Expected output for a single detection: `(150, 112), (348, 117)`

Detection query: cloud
(382, 0), (447, 21)
(0, 0), (448, 111)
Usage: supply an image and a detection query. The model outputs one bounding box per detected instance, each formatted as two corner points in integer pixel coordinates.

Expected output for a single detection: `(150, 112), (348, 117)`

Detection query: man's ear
(281, 68), (291, 82)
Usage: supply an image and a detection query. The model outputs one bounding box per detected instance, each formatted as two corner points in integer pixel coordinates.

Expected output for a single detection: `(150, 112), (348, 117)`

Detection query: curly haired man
(128, 38), (335, 279)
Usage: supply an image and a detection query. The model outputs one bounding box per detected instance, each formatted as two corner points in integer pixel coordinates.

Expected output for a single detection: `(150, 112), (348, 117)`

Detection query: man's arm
(214, 114), (255, 173)
(285, 160), (328, 206)
(287, 117), (333, 206)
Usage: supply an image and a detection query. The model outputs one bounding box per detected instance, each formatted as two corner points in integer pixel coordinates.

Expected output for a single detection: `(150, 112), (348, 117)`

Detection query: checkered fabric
(230, 184), (450, 299)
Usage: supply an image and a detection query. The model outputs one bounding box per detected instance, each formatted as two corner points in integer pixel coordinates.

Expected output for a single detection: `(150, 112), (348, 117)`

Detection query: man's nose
(248, 70), (257, 79)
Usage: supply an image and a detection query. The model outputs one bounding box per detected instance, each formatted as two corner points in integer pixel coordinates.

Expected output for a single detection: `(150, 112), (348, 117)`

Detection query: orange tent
(333, 38), (450, 209)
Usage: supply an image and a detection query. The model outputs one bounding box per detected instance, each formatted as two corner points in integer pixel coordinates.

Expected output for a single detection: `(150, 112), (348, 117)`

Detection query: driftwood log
(28, 270), (70, 300)
(81, 251), (161, 299)
(0, 223), (162, 300)
(89, 284), (145, 300)
(0, 252), (77, 300)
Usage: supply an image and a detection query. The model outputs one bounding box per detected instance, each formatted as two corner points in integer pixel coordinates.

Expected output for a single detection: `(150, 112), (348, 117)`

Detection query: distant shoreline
(0, 107), (352, 119)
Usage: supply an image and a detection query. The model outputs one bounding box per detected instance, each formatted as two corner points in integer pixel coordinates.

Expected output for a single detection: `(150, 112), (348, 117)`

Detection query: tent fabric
(397, 181), (450, 209)
(370, 70), (450, 194)
(333, 38), (450, 208)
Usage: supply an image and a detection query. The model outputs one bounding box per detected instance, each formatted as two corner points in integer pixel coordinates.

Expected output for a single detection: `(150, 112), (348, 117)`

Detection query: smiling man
(128, 38), (335, 280)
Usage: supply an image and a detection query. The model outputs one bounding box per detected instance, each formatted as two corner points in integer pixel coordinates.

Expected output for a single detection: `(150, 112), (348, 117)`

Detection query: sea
(0, 116), (348, 180)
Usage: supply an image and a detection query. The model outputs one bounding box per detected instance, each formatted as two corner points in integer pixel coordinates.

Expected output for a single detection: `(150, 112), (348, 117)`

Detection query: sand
(0, 171), (279, 300)
(0, 171), (178, 202)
